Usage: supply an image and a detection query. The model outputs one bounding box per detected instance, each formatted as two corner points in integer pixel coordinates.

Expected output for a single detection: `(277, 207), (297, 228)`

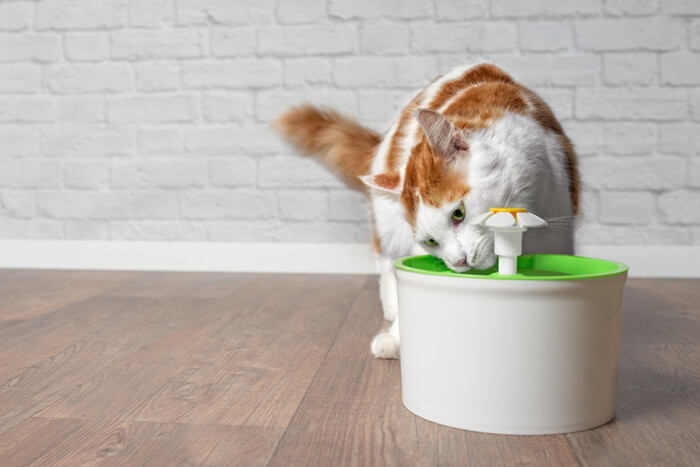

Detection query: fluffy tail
(273, 104), (381, 191)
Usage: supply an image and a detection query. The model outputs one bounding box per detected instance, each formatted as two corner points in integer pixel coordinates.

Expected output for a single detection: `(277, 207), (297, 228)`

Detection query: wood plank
(0, 417), (282, 466)
(35, 274), (366, 429)
(269, 281), (581, 466)
(566, 344), (700, 466)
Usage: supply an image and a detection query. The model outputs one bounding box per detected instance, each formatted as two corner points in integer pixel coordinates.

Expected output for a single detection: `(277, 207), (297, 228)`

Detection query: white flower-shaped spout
(470, 208), (548, 275)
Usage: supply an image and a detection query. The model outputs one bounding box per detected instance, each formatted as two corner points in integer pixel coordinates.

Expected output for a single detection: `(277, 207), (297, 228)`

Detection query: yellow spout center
(490, 207), (527, 220)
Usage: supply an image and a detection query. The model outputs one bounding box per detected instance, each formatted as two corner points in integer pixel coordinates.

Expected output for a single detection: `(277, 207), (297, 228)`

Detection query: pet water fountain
(394, 208), (629, 435)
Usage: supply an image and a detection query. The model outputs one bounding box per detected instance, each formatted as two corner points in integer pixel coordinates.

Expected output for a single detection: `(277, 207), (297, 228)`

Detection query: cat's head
(363, 109), (536, 272)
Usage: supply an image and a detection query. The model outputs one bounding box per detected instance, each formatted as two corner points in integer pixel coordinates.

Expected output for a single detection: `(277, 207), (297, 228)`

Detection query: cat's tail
(273, 104), (381, 191)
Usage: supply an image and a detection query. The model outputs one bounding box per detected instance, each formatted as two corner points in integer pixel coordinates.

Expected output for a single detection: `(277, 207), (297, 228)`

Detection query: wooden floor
(0, 271), (698, 466)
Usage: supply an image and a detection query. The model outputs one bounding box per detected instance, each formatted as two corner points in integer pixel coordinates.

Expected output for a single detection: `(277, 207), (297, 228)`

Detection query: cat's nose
(454, 257), (468, 267)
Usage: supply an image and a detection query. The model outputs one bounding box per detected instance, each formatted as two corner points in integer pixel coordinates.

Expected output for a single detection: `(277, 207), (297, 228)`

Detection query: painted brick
(43, 125), (133, 157)
(603, 53), (657, 86)
(518, 21), (572, 53)
(334, 56), (438, 88)
(692, 21), (700, 51)
(267, 220), (370, 242)
(0, 2), (33, 31)
(177, 0), (276, 26)
(129, 0), (175, 27)
(0, 160), (60, 188)
(277, 0), (326, 24)
(284, 58), (334, 87)
(0, 220), (64, 239)
(257, 89), (356, 121)
(258, 156), (345, 189)
(531, 88), (574, 120)
(603, 123), (656, 155)
(329, 0), (431, 20)
(209, 159), (258, 187)
(0, 190), (36, 219)
(257, 26), (357, 56)
(56, 96), (104, 123)
(561, 122), (604, 156)
(575, 88), (687, 121)
(658, 191), (700, 224)
(0, 64), (41, 93)
(181, 190), (277, 220)
(111, 29), (205, 60)
(37, 191), (132, 219)
(111, 161), (207, 188)
(495, 55), (599, 86)
(0, 97), (56, 123)
(492, 0), (602, 17)
(202, 93), (254, 122)
(278, 190), (328, 220)
(135, 63), (180, 92)
(186, 126), (284, 156)
(576, 224), (691, 245)
(604, 0), (659, 16)
(412, 23), (517, 53)
(693, 90), (700, 121)
(0, 127), (41, 156)
(64, 221), (109, 240)
(575, 18), (685, 51)
(36, 0), (126, 30)
(65, 33), (109, 61)
(328, 190), (369, 221)
(107, 96), (196, 123)
(598, 191), (654, 225)
(435, 0), (488, 20)
(211, 28), (256, 57)
(660, 54), (700, 86)
(138, 129), (184, 156)
(360, 25), (410, 54)
(63, 161), (109, 189)
(663, 0), (700, 15)
(110, 221), (206, 241)
(183, 60), (281, 89)
(580, 156), (686, 190)
(690, 159), (700, 188)
(358, 90), (413, 122)
(47, 64), (132, 94)
(0, 33), (61, 62)
(659, 123), (700, 155)
(131, 191), (179, 219)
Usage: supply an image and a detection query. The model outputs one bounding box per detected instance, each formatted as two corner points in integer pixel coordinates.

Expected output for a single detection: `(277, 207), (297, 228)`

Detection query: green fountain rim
(394, 254), (629, 281)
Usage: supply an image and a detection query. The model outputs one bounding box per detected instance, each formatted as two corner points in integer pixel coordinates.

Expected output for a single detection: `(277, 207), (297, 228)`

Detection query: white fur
(368, 66), (575, 360)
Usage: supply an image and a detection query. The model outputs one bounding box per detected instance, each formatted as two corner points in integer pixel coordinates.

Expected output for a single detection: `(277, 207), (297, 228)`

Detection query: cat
(273, 63), (580, 360)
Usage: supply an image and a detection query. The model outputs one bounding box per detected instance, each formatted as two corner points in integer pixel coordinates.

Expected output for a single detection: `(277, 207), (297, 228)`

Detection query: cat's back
(371, 63), (520, 176)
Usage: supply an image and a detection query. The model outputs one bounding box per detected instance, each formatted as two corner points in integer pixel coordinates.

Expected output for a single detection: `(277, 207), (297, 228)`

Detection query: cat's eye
(451, 206), (465, 223)
(425, 238), (439, 247)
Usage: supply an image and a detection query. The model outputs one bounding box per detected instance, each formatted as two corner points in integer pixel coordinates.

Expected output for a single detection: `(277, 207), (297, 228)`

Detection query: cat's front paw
(371, 331), (400, 359)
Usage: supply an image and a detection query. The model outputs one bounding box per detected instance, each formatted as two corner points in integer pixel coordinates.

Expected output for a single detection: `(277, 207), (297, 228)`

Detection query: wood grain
(0, 271), (698, 466)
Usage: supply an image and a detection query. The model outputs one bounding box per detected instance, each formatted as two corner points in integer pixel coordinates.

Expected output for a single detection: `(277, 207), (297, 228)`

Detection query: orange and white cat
(274, 63), (580, 359)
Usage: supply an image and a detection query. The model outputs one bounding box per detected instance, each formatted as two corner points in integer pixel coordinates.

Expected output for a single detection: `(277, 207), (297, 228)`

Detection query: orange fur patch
(273, 105), (381, 190)
(401, 139), (470, 227)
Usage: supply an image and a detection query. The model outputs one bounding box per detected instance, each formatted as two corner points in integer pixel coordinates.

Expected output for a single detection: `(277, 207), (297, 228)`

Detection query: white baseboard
(0, 240), (697, 278)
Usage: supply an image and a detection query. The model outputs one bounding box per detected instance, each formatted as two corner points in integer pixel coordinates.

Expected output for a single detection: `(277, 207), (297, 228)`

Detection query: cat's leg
(371, 254), (401, 359)
(371, 312), (400, 359)
(377, 255), (398, 321)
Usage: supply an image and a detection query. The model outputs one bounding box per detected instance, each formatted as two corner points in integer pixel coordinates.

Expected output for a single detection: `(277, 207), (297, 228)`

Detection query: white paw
(371, 332), (400, 359)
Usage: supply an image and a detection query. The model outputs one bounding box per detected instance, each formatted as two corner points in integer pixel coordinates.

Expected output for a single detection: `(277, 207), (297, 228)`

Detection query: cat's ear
(416, 108), (469, 161)
(359, 172), (402, 196)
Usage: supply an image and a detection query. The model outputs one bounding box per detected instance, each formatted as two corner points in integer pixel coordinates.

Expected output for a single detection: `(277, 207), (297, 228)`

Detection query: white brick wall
(0, 0), (698, 245)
